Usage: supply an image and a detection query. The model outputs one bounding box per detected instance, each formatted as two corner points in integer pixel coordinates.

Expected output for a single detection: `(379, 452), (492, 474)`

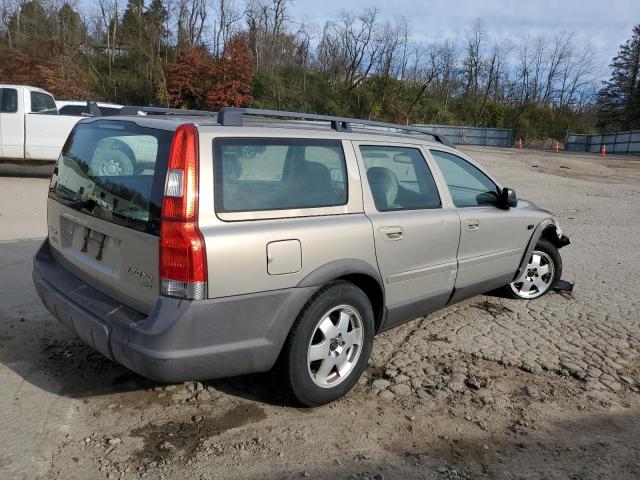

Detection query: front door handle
(463, 218), (480, 231)
(380, 226), (404, 241)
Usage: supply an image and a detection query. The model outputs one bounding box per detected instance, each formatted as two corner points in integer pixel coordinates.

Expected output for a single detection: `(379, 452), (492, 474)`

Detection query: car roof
(0, 84), (51, 94)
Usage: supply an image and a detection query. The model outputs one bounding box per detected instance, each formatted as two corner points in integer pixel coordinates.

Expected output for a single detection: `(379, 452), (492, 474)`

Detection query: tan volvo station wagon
(33, 107), (570, 406)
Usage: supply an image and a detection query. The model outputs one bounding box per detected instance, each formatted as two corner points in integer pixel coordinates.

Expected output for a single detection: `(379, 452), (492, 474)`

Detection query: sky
(287, 0), (640, 79)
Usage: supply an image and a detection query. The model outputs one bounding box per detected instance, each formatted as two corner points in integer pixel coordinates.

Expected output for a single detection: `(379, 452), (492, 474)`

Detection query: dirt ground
(1, 146), (639, 480)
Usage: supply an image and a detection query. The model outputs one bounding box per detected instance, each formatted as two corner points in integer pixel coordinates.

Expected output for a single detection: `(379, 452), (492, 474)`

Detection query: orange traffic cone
(553, 141), (559, 153)
(600, 145), (606, 158)
(516, 139), (523, 149)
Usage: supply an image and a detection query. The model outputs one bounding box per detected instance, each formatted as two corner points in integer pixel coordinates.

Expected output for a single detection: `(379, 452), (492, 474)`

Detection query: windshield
(49, 120), (173, 235)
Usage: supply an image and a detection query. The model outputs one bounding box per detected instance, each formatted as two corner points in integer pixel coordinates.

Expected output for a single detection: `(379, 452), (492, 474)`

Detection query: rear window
(0, 88), (18, 113)
(49, 120), (173, 235)
(213, 138), (348, 213)
(31, 91), (57, 113)
(58, 105), (85, 116)
(100, 106), (122, 116)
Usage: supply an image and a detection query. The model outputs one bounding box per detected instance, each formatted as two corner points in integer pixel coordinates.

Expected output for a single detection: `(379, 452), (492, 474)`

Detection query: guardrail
(413, 124), (513, 147)
(565, 130), (640, 155)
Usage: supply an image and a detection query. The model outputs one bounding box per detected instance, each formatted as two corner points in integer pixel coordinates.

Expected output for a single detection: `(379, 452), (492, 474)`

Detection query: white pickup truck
(0, 85), (83, 166)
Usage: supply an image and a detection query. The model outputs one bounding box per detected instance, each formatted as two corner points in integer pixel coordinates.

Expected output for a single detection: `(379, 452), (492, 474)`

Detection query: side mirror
(500, 187), (518, 209)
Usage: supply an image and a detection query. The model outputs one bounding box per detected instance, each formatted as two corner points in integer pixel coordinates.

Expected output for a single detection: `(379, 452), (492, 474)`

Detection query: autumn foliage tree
(167, 35), (253, 110)
(0, 45), (89, 98)
(167, 46), (217, 109)
(0, 1), (89, 99)
(208, 35), (253, 109)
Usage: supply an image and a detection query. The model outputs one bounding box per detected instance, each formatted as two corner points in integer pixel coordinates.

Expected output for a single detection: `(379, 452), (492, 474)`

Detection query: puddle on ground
(130, 403), (267, 463)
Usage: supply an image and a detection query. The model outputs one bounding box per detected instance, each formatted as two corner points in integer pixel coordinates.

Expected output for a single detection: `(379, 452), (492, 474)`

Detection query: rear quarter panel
(196, 131), (379, 298)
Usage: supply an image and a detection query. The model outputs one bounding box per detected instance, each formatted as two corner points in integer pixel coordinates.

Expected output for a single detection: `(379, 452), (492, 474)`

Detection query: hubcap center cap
(329, 335), (346, 356)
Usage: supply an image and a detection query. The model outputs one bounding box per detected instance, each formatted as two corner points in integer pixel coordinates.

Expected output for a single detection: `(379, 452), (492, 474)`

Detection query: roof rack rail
(119, 106), (217, 117)
(217, 107), (455, 147)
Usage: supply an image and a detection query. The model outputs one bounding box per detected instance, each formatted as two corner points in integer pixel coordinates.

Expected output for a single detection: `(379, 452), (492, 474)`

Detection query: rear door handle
(463, 218), (480, 231)
(380, 226), (404, 241)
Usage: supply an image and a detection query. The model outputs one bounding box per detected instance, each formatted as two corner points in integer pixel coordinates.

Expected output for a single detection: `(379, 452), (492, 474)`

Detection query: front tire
(279, 281), (374, 407)
(507, 238), (562, 299)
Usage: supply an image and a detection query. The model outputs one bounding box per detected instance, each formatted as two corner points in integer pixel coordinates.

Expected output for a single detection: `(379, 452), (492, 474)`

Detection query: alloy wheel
(306, 305), (363, 388)
(510, 250), (555, 299)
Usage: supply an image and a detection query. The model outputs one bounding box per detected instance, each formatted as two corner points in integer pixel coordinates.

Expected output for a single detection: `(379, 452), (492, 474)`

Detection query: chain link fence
(565, 130), (640, 155)
(414, 125), (513, 147)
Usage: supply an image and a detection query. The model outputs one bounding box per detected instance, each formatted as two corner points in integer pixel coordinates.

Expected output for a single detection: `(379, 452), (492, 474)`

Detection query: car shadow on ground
(0, 238), (292, 406)
(0, 310), (292, 405)
(0, 318), (293, 406)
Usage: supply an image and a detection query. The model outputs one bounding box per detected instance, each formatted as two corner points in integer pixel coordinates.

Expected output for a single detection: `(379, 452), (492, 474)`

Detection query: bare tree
(318, 9), (385, 96)
(95, 0), (119, 97)
(462, 18), (486, 122)
(213, 0), (243, 57)
(0, 0), (19, 47)
(175, 0), (207, 49)
(557, 40), (596, 109)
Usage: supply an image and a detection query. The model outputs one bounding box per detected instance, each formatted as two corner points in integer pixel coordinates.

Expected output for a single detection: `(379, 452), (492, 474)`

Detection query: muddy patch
(130, 403), (266, 464)
(426, 333), (452, 343)
(474, 300), (514, 316)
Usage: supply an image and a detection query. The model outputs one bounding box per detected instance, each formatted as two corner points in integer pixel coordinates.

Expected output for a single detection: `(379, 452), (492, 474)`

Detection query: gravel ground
(0, 147), (639, 480)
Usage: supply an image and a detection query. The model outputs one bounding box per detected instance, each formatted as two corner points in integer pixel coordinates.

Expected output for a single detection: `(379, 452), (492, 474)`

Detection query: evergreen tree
(121, 0), (145, 47)
(597, 25), (640, 130)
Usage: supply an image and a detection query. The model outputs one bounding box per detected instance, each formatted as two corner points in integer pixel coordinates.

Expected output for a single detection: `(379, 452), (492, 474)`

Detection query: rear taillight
(159, 124), (207, 300)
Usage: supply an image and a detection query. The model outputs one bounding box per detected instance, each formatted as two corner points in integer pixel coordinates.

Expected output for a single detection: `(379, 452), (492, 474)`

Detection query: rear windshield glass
(49, 120), (173, 235)
(100, 106), (122, 116)
(213, 138), (348, 213)
(58, 105), (85, 116)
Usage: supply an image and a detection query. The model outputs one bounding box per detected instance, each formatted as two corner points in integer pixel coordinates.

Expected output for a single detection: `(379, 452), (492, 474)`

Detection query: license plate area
(59, 216), (121, 277)
(81, 228), (107, 260)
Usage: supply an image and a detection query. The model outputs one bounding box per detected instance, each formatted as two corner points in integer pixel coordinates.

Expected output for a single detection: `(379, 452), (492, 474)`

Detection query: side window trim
(430, 149), (500, 209)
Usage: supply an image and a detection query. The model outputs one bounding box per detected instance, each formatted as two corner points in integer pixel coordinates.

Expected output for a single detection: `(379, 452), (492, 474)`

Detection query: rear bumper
(32, 240), (317, 383)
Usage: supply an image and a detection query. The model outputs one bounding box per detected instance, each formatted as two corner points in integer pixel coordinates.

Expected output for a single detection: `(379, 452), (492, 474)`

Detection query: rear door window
(49, 120), (173, 234)
(213, 138), (348, 213)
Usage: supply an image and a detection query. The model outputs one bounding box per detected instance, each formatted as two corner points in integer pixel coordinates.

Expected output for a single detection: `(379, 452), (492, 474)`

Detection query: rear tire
(278, 281), (374, 407)
(506, 238), (562, 299)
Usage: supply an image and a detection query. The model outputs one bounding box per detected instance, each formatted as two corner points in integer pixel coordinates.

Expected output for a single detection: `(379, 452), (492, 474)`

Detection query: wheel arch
(513, 218), (558, 282)
(540, 224), (566, 248)
(296, 259), (386, 333)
